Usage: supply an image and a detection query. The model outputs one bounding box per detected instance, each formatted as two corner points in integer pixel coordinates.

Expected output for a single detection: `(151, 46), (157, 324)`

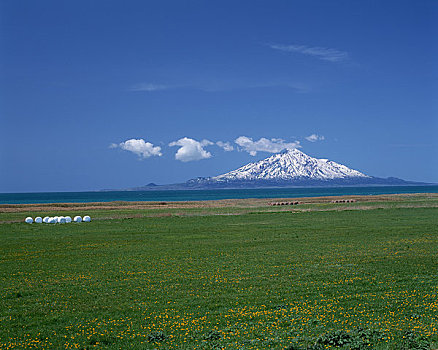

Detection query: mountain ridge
(212, 148), (369, 182)
(126, 149), (429, 190)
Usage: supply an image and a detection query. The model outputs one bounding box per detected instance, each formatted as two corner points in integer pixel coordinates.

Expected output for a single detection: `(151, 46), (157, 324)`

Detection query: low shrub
(147, 331), (167, 343)
(204, 330), (221, 341)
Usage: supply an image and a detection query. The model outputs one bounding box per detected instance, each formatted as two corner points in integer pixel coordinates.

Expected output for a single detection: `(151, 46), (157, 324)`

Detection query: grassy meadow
(1, 194), (437, 349)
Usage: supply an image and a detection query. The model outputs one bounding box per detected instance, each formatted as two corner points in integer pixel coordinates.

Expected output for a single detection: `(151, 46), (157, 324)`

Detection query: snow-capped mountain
(181, 149), (414, 188)
(212, 148), (369, 182)
(128, 149), (423, 191)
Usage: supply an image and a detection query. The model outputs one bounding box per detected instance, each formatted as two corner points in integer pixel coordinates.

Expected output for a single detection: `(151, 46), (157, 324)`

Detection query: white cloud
(235, 136), (301, 156)
(169, 137), (213, 162)
(269, 44), (349, 62)
(112, 139), (162, 158)
(129, 80), (311, 93)
(305, 134), (325, 142)
(216, 141), (234, 152)
(129, 83), (168, 92)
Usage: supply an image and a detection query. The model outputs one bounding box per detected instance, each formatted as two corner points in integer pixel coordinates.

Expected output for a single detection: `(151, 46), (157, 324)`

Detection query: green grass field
(1, 196), (438, 349)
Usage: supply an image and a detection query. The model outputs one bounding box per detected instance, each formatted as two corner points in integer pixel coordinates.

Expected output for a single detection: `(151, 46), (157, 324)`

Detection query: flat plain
(1, 193), (437, 349)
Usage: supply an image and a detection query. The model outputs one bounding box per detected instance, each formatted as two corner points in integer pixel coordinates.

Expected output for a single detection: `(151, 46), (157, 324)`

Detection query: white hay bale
(59, 217), (66, 224)
(73, 216), (82, 223)
(35, 217), (43, 223)
(83, 215), (91, 222)
(49, 217), (57, 224)
(65, 216), (72, 223)
(43, 216), (50, 223)
(25, 217), (33, 224)
(57, 216), (64, 223)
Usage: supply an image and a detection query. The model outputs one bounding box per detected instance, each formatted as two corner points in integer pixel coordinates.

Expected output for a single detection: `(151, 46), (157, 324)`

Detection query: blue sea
(0, 185), (437, 204)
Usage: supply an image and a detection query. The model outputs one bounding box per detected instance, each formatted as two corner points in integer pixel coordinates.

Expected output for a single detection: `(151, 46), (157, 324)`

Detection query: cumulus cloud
(112, 139), (162, 158)
(216, 141), (234, 152)
(235, 136), (301, 156)
(305, 134), (325, 142)
(169, 137), (213, 162)
(269, 44), (349, 62)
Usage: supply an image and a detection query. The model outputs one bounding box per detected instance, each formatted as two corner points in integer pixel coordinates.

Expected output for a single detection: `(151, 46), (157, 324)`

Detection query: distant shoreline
(0, 185), (437, 205)
(1, 192), (437, 211)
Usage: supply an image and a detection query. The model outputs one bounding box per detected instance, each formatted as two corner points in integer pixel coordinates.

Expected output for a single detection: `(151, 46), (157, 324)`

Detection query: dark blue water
(0, 185), (437, 204)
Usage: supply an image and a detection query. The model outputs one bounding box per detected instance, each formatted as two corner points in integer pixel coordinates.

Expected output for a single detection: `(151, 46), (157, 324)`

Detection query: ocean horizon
(1, 185), (437, 205)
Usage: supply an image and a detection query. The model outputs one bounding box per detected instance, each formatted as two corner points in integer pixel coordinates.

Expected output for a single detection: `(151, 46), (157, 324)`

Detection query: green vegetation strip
(1, 205), (437, 349)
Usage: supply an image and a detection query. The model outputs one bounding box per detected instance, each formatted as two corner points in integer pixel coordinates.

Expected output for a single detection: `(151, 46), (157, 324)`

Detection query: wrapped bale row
(270, 201), (300, 206)
(25, 215), (91, 224)
(331, 199), (357, 203)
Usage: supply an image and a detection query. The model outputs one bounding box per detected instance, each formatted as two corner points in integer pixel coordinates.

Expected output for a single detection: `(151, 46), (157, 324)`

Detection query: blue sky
(1, 0), (437, 192)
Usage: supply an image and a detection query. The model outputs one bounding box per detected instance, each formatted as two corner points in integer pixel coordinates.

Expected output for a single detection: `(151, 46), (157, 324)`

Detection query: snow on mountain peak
(213, 148), (369, 181)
